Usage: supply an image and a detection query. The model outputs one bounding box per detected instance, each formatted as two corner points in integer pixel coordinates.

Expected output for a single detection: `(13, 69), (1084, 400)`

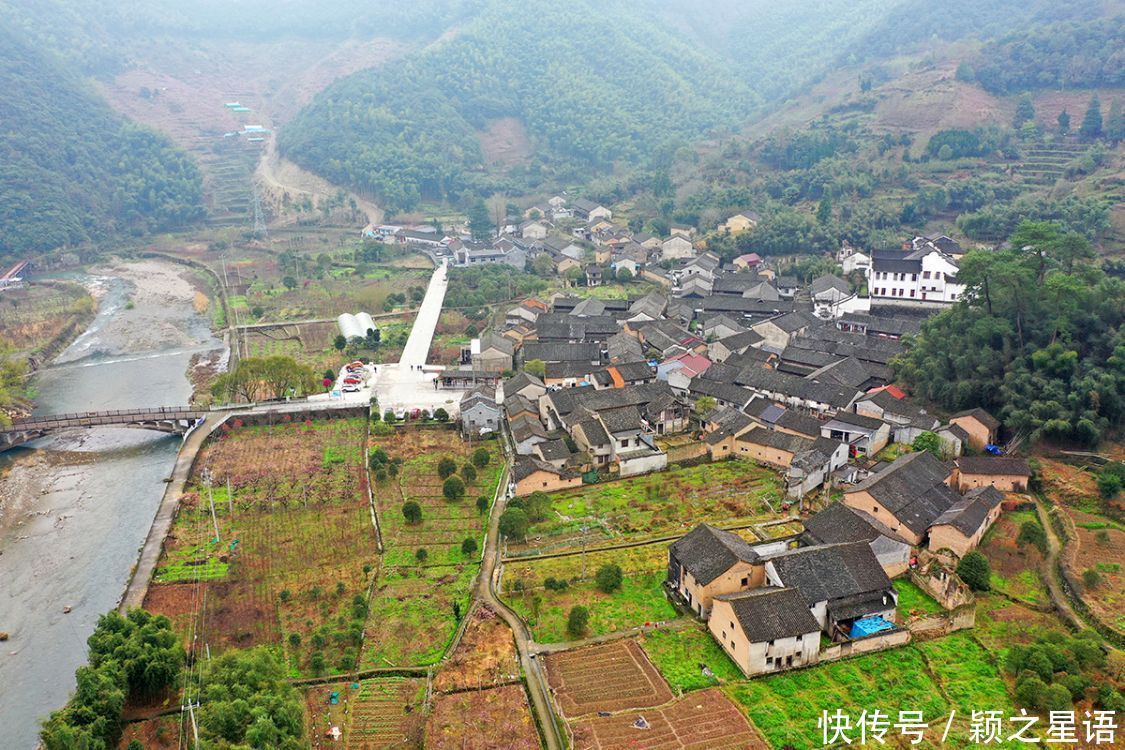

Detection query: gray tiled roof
(768, 541), (892, 606)
(802, 502), (904, 546)
(931, 486), (1004, 535)
(956, 456), (1030, 476)
(670, 524), (760, 585)
(717, 587), (820, 643)
(846, 451), (958, 534)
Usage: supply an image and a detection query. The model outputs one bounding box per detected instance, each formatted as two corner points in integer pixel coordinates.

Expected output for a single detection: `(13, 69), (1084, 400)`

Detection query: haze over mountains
(0, 0), (1122, 258)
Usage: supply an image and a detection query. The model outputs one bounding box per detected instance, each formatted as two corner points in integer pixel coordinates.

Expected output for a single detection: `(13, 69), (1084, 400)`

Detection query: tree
(384, 409), (396, 423)
(443, 476), (466, 501)
(402, 501), (422, 524)
(196, 647), (304, 749)
(476, 495), (490, 514)
(416, 547), (428, 562)
(956, 551), (991, 591)
(524, 359), (546, 377)
(816, 195), (832, 226)
(468, 198), (492, 241)
(595, 564), (623, 593)
(694, 395), (717, 415)
(911, 431), (943, 457)
(433, 407), (449, 422)
(211, 356), (318, 403)
(1017, 521), (1048, 555)
(437, 457), (458, 479)
(472, 447), (490, 467)
(282, 275), (298, 291)
(1057, 109), (1071, 135)
(1107, 99), (1125, 142)
(1013, 94), (1035, 129)
(461, 464), (477, 483)
(461, 538), (478, 556)
(499, 508), (529, 541)
(615, 267), (634, 283)
(566, 606), (590, 637)
(1043, 683), (1074, 713)
(1015, 674), (1049, 710)
(86, 609), (185, 699)
(522, 491), (551, 523)
(1080, 95), (1103, 140)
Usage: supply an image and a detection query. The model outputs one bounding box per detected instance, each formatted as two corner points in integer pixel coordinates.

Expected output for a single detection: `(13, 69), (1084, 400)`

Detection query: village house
(509, 414), (548, 455)
(764, 541), (897, 640)
(520, 220), (550, 240)
(720, 213), (759, 235)
(570, 198), (612, 222)
(472, 332), (515, 373)
(667, 524), (766, 618)
(775, 276), (800, 299)
(820, 411), (891, 457)
(837, 242), (871, 275)
(709, 588), (822, 677)
(661, 234), (695, 261)
(952, 456), (1031, 493)
(511, 456), (582, 496)
(927, 486), (1005, 558)
(733, 428), (848, 498)
(504, 371), (547, 403)
(866, 241), (964, 308)
(505, 298), (548, 326)
(709, 330), (766, 364)
(842, 451), (959, 546)
(460, 386), (501, 436)
(752, 311), (817, 351)
(853, 389), (941, 445)
(801, 502), (912, 577)
(587, 362), (657, 390)
(809, 275), (855, 318)
(732, 252), (763, 270)
(948, 408), (1000, 451)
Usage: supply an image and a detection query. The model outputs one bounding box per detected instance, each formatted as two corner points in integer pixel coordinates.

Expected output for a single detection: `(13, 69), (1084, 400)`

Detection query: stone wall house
(709, 588), (821, 676)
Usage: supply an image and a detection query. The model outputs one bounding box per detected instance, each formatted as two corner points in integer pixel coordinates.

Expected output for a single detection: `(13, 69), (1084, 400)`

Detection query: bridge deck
(4, 407), (204, 433)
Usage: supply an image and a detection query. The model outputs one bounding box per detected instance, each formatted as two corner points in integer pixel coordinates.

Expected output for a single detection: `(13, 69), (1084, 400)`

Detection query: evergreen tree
(816, 195), (833, 226)
(468, 198), (492, 241)
(1013, 94), (1035, 128)
(1057, 109), (1070, 135)
(1106, 99), (1125, 142)
(1079, 95), (1103, 140)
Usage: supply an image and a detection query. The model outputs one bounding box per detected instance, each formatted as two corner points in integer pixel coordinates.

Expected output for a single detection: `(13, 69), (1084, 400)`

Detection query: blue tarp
(850, 616), (894, 639)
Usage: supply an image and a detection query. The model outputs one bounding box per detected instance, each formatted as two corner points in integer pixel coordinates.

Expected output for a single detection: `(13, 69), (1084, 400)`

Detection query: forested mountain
(278, 0), (758, 212)
(0, 30), (204, 258)
(966, 16), (1125, 94)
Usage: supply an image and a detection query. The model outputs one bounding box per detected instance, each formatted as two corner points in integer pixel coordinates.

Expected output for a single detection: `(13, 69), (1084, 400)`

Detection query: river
(0, 259), (225, 750)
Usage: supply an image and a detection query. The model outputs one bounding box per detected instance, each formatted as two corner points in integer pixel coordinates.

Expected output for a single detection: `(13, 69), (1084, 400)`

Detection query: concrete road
(399, 260), (448, 368)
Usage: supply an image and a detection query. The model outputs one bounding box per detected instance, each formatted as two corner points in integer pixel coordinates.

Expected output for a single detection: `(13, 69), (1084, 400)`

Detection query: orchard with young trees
(896, 221), (1124, 446)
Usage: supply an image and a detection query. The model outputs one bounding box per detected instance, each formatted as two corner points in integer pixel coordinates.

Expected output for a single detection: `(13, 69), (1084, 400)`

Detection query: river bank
(0, 257), (226, 750)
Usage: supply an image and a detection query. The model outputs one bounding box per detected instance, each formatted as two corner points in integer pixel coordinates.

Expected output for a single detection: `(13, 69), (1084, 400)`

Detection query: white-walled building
(867, 241), (964, 308)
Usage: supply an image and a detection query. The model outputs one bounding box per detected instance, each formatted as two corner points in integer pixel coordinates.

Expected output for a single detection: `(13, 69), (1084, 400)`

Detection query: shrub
(566, 606), (590, 637)
(956, 551), (991, 591)
(476, 495), (490, 514)
(461, 537), (478, 556)
(416, 548), (428, 563)
(1096, 529), (1110, 545)
(1017, 521), (1048, 555)
(1082, 568), (1103, 590)
(383, 409), (396, 423)
(437, 457), (457, 478)
(371, 421), (394, 436)
(461, 464), (477, 483)
(443, 476), (466, 501)
(472, 447), (490, 467)
(433, 407), (449, 422)
(279, 589), (291, 603)
(595, 564), (623, 593)
(310, 652), (326, 673)
(288, 632), (301, 647)
(544, 577), (569, 592)
(402, 501), (422, 524)
(499, 508), (529, 541)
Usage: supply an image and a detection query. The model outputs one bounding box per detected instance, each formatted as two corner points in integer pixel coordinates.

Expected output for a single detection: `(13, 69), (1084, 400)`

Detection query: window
(741, 577), (749, 587)
(873, 506), (878, 513)
(923, 271), (931, 279)
(909, 290), (915, 298)
(912, 273), (918, 281)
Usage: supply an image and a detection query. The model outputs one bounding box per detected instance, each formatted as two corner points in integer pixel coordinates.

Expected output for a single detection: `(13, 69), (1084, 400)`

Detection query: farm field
(570, 688), (766, 750)
(640, 625), (743, 693)
(0, 281), (93, 356)
(304, 681), (353, 748)
(433, 606), (520, 692)
(725, 634), (1019, 750)
(979, 510), (1048, 606)
(425, 685), (540, 750)
(1063, 507), (1125, 632)
(545, 640), (673, 717)
(347, 677), (427, 749)
(973, 594), (1066, 657)
(510, 461), (783, 555)
(144, 417), (377, 678)
(362, 428), (503, 668)
(116, 716), (180, 749)
(503, 544), (679, 643)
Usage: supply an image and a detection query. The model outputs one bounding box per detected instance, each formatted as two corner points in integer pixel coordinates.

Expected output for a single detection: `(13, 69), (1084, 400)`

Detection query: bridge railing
(6, 407), (202, 430)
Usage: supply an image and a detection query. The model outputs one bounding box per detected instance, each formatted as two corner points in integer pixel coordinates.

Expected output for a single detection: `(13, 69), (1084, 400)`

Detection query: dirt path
(476, 445), (565, 750)
(1033, 499), (1085, 631)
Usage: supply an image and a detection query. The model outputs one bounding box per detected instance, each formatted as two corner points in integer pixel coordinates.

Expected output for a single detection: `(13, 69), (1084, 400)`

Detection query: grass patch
(640, 626), (742, 693)
(894, 578), (943, 617)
